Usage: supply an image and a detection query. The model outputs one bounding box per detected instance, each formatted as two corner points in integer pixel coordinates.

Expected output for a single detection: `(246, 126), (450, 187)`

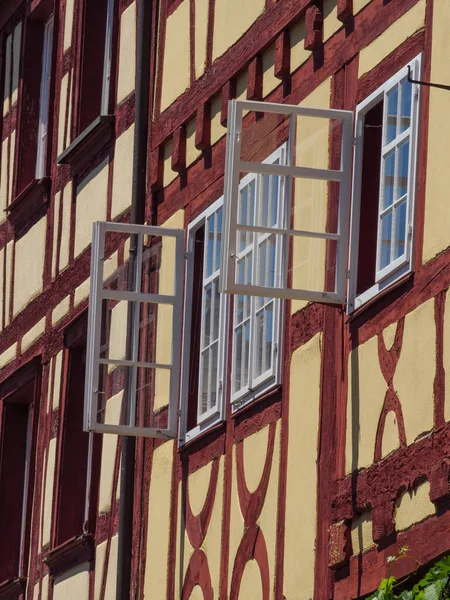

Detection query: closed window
(348, 54), (422, 310)
(0, 363), (40, 584)
(180, 147), (286, 443)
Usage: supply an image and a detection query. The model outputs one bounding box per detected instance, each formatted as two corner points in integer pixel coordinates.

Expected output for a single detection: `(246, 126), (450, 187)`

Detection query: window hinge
(345, 269), (351, 279)
(177, 408), (182, 417)
(408, 223), (413, 236)
(184, 252), (189, 259)
(218, 380), (223, 391)
(352, 136), (357, 146)
(274, 342), (278, 354)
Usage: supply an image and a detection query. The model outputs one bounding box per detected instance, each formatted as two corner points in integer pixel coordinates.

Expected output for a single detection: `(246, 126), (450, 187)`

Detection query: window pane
(203, 283), (212, 347)
(258, 234), (276, 288)
(398, 139), (409, 199)
(233, 320), (250, 392)
(400, 78), (412, 133)
(215, 208), (222, 271)
(386, 86), (398, 143)
(206, 213), (215, 277)
(382, 151), (395, 209)
(380, 210), (393, 269)
(211, 279), (220, 342)
(200, 349), (209, 414)
(261, 171), (280, 228)
(255, 301), (274, 378)
(394, 200), (407, 259)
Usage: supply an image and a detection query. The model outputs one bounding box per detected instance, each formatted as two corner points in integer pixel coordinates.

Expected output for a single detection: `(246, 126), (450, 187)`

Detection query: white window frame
(179, 198), (229, 445)
(230, 146), (285, 408)
(84, 221), (184, 439)
(35, 15), (53, 179)
(221, 99), (354, 305)
(348, 54), (422, 312)
(100, 0), (115, 115)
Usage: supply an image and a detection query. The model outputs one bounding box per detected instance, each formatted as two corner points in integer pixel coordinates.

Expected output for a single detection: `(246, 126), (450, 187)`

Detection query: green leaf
(423, 580), (446, 600)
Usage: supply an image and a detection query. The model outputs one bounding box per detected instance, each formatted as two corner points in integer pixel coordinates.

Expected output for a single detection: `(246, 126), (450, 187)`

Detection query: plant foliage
(368, 548), (450, 600)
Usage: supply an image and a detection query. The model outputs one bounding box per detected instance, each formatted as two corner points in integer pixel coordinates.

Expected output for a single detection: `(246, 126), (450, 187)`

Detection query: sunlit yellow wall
(284, 334), (321, 599)
(143, 441), (174, 599)
(213, 0), (264, 61)
(358, 0), (425, 77)
(160, 1), (191, 112)
(74, 159), (109, 257)
(13, 218), (47, 316)
(422, 0), (450, 262)
(395, 481), (435, 531)
(117, 2), (136, 104)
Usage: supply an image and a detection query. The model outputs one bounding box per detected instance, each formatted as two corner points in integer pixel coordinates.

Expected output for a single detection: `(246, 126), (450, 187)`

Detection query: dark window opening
(356, 100), (383, 296)
(77, 0), (110, 135)
(55, 335), (90, 546)
(186, 225), (205, 432)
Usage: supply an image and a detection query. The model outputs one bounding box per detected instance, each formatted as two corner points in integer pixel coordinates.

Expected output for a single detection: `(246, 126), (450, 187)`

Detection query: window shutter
(221, 99), (354, 305)
(84, 221), (184, 439)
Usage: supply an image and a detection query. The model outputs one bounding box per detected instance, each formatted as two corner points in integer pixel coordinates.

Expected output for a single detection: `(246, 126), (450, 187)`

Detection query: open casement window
(84, 222), (184, 438)
(0, 361), (40, 586)
(179, 198), (229, 444)
(231, 147), (285, 407)
(222, 100), (353, 305)
(348, 54), (422, 311)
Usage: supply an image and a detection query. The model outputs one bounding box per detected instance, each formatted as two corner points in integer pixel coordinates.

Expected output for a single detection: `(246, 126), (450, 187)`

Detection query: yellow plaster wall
(161, 1), (191, 112)
(256, 422), (280, 595)
(323, 0), (342, 42)
(42, 438), (56, 547)
(94, 535), (118, 600)
(291, 78), (331, 314)
(238, 560), (263, 599)
(22, 317), (46, 351)
(52, 351), (63, 410)
(351, 511), (374, 555)
(117, 2), (136, 104)
(422, 0), (450, 262)
(381, 411), (400, 459)
(60, 182), (72, 272)
(63, 0), (75, 51)
(186, 119), (202, 167)
(143, 441), (174, 599)
(0, 342), (17, 369)
(393, 300), (435, 444)
(0, 139), (8, 217)
(228, 449), (244, 592)
(108, 301), (128, 364)
(382, 322), (397, 350)
(98, 392), (122, 513)
(395, 481), (436, 531)
(199, 457), (223, 597)
(189, 461), (213, 515)
(75, 278), (90, 306)
(242, 424), (270, 493)
(58, 73), (69, 156)
(0, 248), (3, 326)
(154, 209), (184, 411)
(212, 0), (265, 62)
(262, 46), (278, 99)
(290, 20), (310, 73)
(358, 0), (426, 77)
(189, 587), (205, 600)
(210, 71), (247, 147)
(353, 0), (371, 15)
(53, 562), (90, 600)
(284, 334), (321, 600)
(0, 137), (9, 215)
(195, 0), (208, 79)
(2, 34), (11, 116)
(5, 240), (13, 326)
(163, 140), (177, 187)
(75, 159), (109, 257)
(346, 335), (386, 474)
(52, 296), (70, 325)
(14, 218), (46, 316)
(11, 22), (21, 108)
(52, 191), (61, 279)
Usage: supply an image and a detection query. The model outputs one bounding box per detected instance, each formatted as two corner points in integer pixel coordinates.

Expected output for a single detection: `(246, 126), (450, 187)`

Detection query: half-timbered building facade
(0, 0), (449, 599)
